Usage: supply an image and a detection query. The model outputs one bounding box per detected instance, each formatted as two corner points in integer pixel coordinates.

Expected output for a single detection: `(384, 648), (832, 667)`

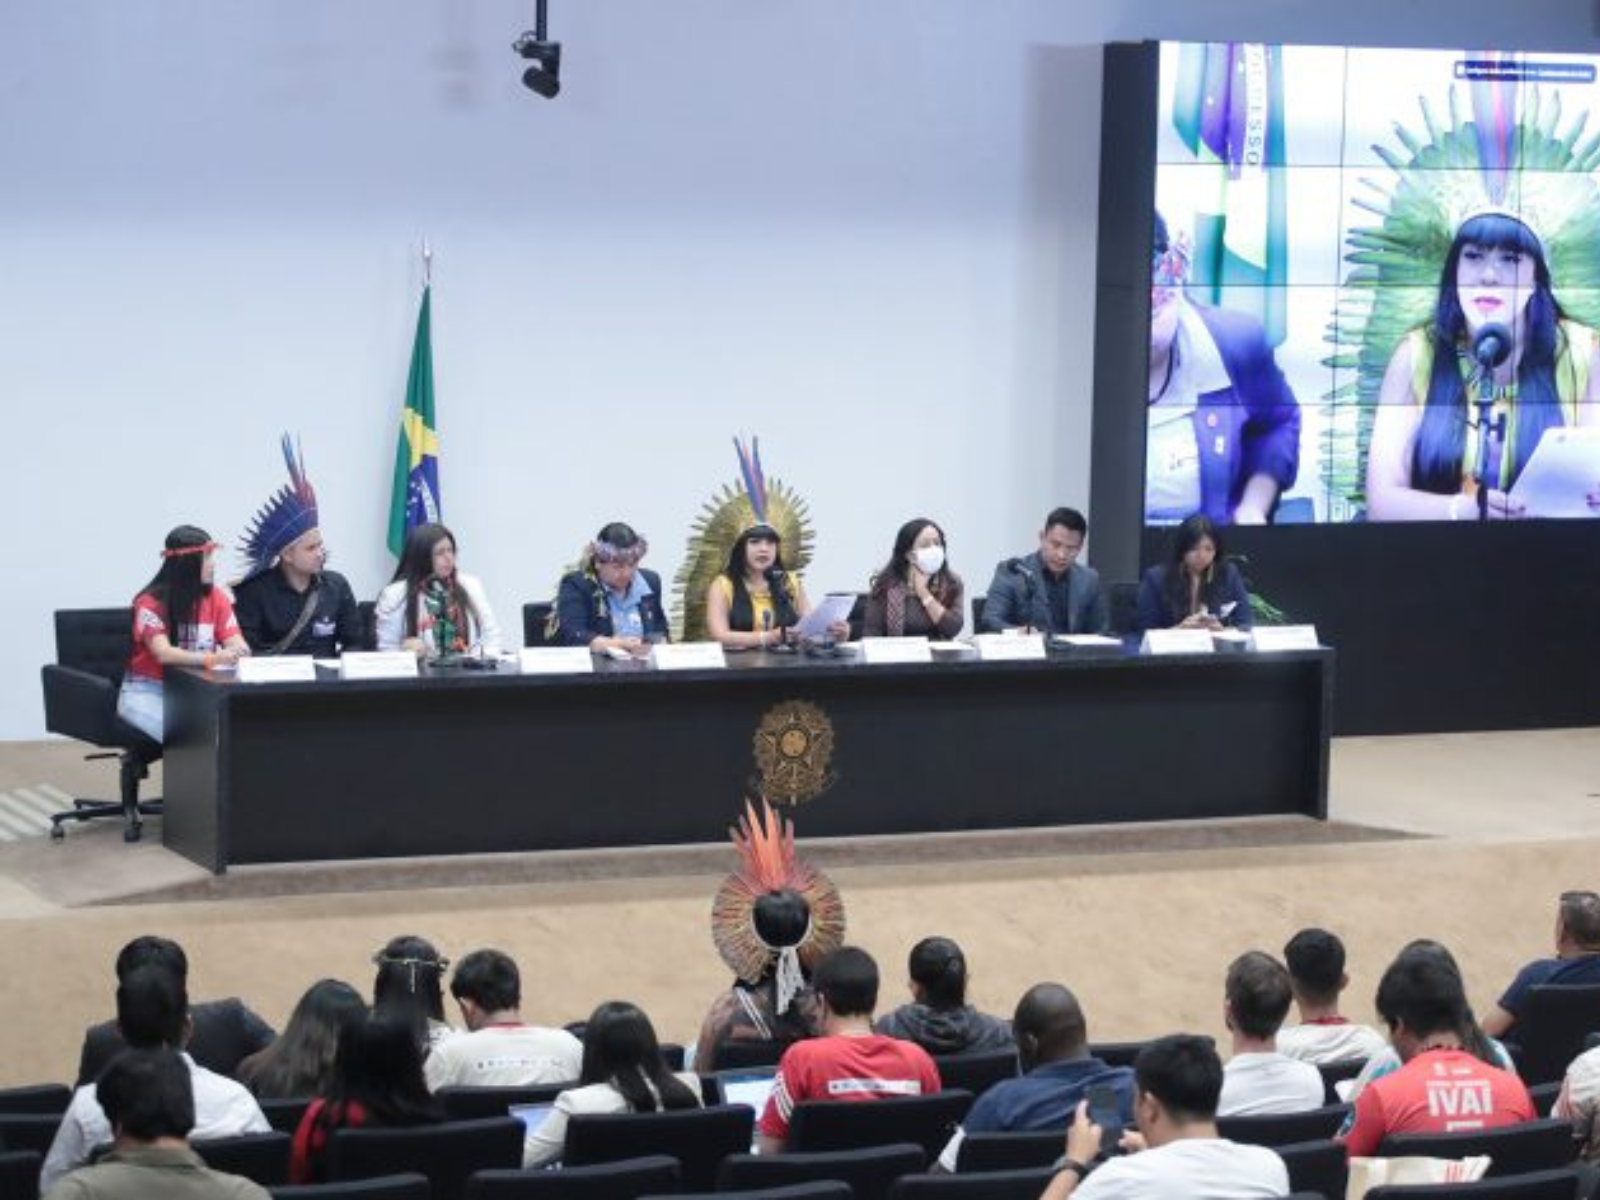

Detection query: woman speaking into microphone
(375, 522), (502, 660)
(704, 522), (847, 650)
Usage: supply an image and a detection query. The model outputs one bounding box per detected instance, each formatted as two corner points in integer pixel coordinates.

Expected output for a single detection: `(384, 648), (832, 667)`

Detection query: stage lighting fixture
(513, 0), (561, 99)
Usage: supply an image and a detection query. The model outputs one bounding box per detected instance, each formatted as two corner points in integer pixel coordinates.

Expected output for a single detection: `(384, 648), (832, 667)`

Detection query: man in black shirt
(231, 436), (366, 657)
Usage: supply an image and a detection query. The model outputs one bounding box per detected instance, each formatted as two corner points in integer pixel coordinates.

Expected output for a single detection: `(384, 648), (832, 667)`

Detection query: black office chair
(356, 600), (379, 651)
(786, 1090), (975, 1160)
(1377, 1118), (1576, 1178)
(465, 1155), (681, 1199)
(930, 1049), (1019, 1099)
(955, 1131), (1060, 1173)
(1274, 1139), (1349, 1200)
(642, 1185), (849, 1200)
(710, 1039), (790, 1071)
(1217, 1103), (1350, 1147)
(1087, 1041), (1148, 1069)
(888, 1166), (1058, 1200)
(329, 1117), (523, 1200)
(1507, 985), (1600, 1087)
(0, 1084), (71, 1116)
(41, 607), (163, 843)
(192, 1131), (293, 1187)
(718, 1143), (926, 1200)
(523, 602), (555, 648)
(270, 1174), (432, 1200)
(1363, 1169), (1585, 1200)
(0, 1150), (41, 1200)
(260, 1096), (314, 1135)
(564, 1105), (754, 1191)
(0, 1113), (64, 1156)
(436, 1082), (573, 1121)
(970, 595), (987, 632)
(1317, 1058), (1367, 1105)
(1529, 1080), (1563, 1116)
(1107, 581), (1141, 635)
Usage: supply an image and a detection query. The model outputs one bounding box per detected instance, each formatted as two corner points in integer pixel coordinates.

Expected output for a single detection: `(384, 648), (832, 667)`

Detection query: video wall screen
(1146, 43), (1600, 525)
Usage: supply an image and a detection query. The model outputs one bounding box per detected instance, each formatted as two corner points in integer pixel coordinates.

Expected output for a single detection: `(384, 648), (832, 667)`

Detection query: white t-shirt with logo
(1276, 1020), (1388, 1065)
(1075, 1136), (1289, 1199)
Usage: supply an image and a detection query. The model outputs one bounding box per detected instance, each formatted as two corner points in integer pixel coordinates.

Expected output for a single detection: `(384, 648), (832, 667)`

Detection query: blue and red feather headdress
(238, 434), (320, 583)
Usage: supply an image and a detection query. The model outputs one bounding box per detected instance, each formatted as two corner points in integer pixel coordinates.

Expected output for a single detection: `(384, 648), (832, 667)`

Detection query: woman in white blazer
(375, 522), (502, 659)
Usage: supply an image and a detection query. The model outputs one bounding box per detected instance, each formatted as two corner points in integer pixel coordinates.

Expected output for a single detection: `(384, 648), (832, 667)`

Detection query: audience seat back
(464, 1154), (680, 1199)
(717, 1142), (926, 1200)
(786, 1090), (974, 1160)
(564, 1104), (754, 1191)
(1216, 1102), (1350, 1146)
(329, 1117), (523, 1200)
(1376, 1118), (1576, 1178)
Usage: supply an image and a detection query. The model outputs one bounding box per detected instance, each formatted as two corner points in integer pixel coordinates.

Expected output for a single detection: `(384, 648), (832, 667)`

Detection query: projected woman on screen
(1366, 210), (1600, 521)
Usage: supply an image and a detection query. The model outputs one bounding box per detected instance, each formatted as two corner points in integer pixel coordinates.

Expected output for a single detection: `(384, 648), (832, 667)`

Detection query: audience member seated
(374, 522), (503, 660)
(1553, 1039), (1600, 1161)
(693, 803), (844, 1075)
(423, 949), (582, 1090)
(42, 1048), (270, 1200)
(522, 1001), (701, 1168)
(1217, 952), (1322, 1116)
(757, 946), (942, 1154)
(875, 936), (1012, 1057)
(934, 982), (1132, 1171)
(862, 519), (965, 640)
(1040, 1033), (1289, 1199)
(1342, 949), (1535, 1158)
(236, 979), (367, 1099)
(1134, 513), (1253, 632)
(46, 967), (269, 1191)
(551, 522), (670, 654)
(979, 507), (1108, 635)
(1340, 939), (1513, 1127)
(372, 936), (457, 1055)
(1275, 929), (1387, 1065)
(289, 1013), (444, 1184)
(79, 936), (276, 1087)
(1483, 889), (1600, 1042)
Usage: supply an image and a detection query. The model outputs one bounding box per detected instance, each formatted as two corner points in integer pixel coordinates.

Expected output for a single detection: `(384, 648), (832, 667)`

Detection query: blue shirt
(604, 573), (654, 639)
(1499, 953), (1600, 1023)
(962, 1056), (1135, 1135)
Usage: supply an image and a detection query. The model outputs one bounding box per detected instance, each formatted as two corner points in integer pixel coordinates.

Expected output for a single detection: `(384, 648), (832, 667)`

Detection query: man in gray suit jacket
(981, 507), (1108, 635)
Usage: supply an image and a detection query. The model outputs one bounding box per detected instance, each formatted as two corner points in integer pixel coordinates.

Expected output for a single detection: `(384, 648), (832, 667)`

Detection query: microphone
(1472, 323), (1512, 371)
(761, 610), (773, 644)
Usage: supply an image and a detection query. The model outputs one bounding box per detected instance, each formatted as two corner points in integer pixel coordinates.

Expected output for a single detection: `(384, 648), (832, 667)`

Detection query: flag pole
(422, 239), (432, 288)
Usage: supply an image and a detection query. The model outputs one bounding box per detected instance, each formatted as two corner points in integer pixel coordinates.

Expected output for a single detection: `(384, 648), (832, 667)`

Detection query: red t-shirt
(1344, 1048), (1535, 1158)
(758, 1033), (942, 1142)
(127, 589), (241, 681)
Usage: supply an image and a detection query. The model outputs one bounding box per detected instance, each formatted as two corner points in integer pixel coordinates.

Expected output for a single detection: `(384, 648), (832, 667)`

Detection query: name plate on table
(518, 647), (595, 675)
(1250, 624), (1320, 652)
(236, 655), (317, 684)
(974, 633), (1046, 661)
(339, 651), (420, 680)
(860, 637), (933, 665)
(650, 642), (727, 671)
(1140, 629), (1215, 656)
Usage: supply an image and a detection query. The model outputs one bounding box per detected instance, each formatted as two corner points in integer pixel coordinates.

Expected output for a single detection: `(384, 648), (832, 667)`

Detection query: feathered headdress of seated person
(237, 434), (321, 585)
(711, 799), (845, 1015)
(672, 436), (815, 642)
(1321, 63), (1600, 517)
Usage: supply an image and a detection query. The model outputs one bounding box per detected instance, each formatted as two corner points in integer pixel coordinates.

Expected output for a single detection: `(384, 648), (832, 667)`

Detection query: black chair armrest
(41, 664), (121, 745)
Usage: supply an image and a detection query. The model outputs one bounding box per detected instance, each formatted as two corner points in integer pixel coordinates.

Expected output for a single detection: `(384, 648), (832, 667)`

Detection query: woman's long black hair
(389, 522), (478, 640)
(372, 935), (448, 1051)
(722, 527), (798, 629)
(249, 979), (367, 1099)
(869, 518), (958, 603)
(1412, 213), (1565, 493)
(137, 526), (215, 640)
(579, 1001), (699, 1112)
(1162, 513), (1225, 617)
(323, 1013), (442, 1124)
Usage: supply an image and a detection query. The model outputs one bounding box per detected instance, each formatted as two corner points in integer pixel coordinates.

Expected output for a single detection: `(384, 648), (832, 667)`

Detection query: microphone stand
(1471, 367), (1507, 523)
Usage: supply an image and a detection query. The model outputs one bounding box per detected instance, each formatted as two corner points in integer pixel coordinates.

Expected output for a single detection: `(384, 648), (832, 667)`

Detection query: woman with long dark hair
(875, 936), (1012, 1055)
(550, 521), (670, 655)
(1134, 513), (1252, 632)
(862, 519), (964, 639)
(1367, 211), (1600, 520)
(374, 522), (502, 659)
(522, 1001), (700, 1167)
(288, 1013), (443, 1184)
(705, 523), (849, 649)
(237, 979), (367, 1099)
(118, 525), (251, 741)
(371, 935), (455, 1054)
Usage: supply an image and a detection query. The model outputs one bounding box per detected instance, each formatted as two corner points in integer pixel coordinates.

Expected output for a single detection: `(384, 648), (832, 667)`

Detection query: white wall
(2, 0), (1592, 738)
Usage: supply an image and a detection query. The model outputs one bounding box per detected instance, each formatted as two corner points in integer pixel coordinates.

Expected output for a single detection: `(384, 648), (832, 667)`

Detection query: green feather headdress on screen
(672, 437), (815, 642)
(1321, 70), (1600, 516)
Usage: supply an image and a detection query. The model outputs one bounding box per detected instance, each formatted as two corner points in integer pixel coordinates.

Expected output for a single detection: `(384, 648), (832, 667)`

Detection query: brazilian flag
(387, 285), (440, 557)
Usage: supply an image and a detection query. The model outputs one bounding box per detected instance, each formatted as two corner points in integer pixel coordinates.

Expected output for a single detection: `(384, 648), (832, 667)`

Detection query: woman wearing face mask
(862, 518), (964, 639)
(374, 522), (502, 659)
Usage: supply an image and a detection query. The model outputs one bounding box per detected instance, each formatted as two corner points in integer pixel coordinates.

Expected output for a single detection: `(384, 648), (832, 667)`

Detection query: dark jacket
(232, 569), (363, 657)
(78, 998), (275, 1086)
(979, 554), (1107, 635)
(552, 568), (669, 646)
(875, 1003), (1014, 1056)
(1134, 561), (1253, 632)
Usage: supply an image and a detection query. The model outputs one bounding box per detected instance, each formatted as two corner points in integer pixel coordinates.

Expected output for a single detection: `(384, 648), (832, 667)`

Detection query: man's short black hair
(1375, 952), (1467, 1041)
(1133, 1034), (1223, 1123)
(114, 936), (188, 984)
(97, 1048), (195, 1140)
(1284, 928), (1346, 1003)
(449, 949), (521, 1012)
(813, 946), (879, 1018)
(1044, 508), (1088, 537)
(117, 965), (187, 1050)
(1561, 892), (1600, 948)
(1225, 951), (1294, 1040)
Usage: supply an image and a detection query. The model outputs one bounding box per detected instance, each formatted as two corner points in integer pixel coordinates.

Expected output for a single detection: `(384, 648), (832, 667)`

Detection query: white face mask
(913, 545), (945, 576)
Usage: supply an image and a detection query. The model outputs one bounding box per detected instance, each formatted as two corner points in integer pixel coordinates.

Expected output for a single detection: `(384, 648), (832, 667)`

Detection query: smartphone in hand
(1085, 1083), (1124, 1157)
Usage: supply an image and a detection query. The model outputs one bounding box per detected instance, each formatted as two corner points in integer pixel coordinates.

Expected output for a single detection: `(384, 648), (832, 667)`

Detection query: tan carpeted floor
(0, 728), (1597, 1089)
